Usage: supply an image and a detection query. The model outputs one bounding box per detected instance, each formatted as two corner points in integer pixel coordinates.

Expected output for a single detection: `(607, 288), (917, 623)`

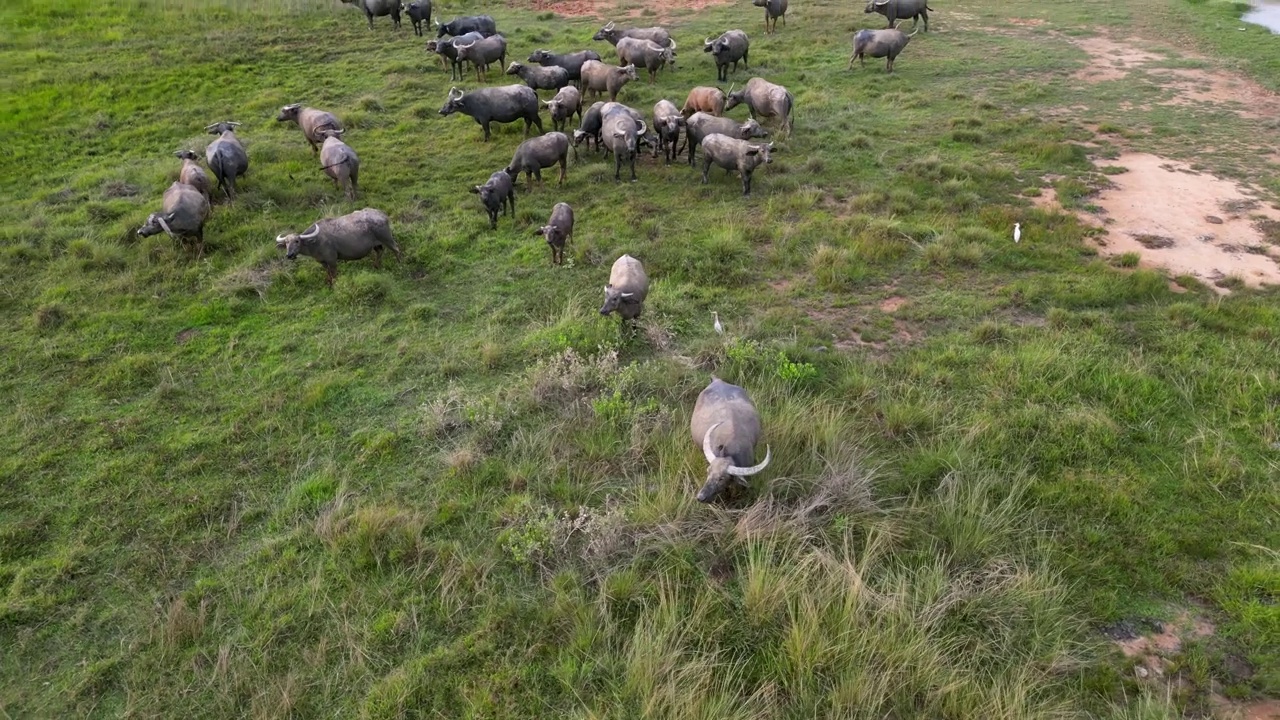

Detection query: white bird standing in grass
(713, 311), (724, 335)
(1014, 223), (1022, 243)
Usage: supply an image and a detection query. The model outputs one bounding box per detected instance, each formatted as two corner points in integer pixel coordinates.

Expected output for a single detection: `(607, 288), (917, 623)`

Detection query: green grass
(2, 0), (1279, 717)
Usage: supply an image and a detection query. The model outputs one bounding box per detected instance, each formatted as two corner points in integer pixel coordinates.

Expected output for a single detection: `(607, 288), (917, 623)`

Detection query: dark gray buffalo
(601, 105), (647, 182)
(545, 86), (583, 132)
(454, 34), (507, 82)
(138, 182), (212, 257)
(404, 0), (431, 35)
(573, 101), (607, 152)
(849, 27), (918, 73)
(204, 121), (248, 200)
(680, 112), (768, 166)
(725, 77), (794, 137)
(506, 61), (571, 91)
(704, 30), (749, 82)
(505, 132), (570, 189)
(527, 49), (603, 83)
(599, 254), (649, 322)
(534, 202), (574, 266)
(427, 31), (484, 81)
(690, 376), (771, 503)
(699, 134), (773, 196)
(439, 85), (543, 141)
(275, 208), (401, 288)
(470, 170), (516, 229)
(435, 14), (497, 38)
(753, 0), (788, 34)
(341, 0), (401, 29)
(865, 0), (931, 32)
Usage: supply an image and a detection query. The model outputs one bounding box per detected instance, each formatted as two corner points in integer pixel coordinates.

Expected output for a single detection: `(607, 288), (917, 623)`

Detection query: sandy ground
(1086, 153), (1280, 290)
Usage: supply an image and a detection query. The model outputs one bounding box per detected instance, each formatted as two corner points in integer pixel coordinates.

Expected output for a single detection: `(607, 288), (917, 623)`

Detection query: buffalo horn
(727, 445), (771, 476)
(702, 422), (722, 462)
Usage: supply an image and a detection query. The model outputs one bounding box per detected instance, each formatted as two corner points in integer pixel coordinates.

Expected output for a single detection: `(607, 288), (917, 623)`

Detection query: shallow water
(1243, 0), (1280, 33)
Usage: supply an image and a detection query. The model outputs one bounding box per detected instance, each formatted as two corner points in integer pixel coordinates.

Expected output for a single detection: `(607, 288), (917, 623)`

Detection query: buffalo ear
(534, 227), (546, 236)
(745, 148), (759, 156)
(470, 186), (481, 194)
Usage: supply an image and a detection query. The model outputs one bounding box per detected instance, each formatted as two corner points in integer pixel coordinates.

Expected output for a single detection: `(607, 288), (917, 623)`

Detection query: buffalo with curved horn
(690, 376), (771, 503)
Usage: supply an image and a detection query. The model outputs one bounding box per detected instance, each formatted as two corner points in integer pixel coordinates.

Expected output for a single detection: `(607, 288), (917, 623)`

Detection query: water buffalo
(753, 0), (788, 34)
(527, 48), (603, 83)
(318, 129), (359, 201)
(535, 202), (574, 266)
(404, 0), (430, 35)
(602, 111), (646, 182)
(174, 150), (211, 200)
(690, 376), (771, 503)
(427, 32), (484, 81)
(681, 86), (727, 117)
(439, 85), (543, 141)
(204, 121), (248, 200)
(599, 254), (649, 322)
(277, 104), (343, 154)
(545, 86), (583, 132)
(341, 0), (401, 29)
(593, 22), (674, 53)
(573, 101), (608, 152)
(724, 77), (794, 137)
(435, 14), (497, 37)
(275, 208), (401, 288)
(471, 170), (516, 229)
(680, 112), (768, 166)
(616, 37), (676, 83)
(699, 134), (773, 195)
(454, 34), (507, 82)
(580, 60), (638, 102)
(704, 30), (749, 82)
(849, 27), (918, 73)
(506, 61), (571, 91)
(652, 99), (684, 163)
(138, 182), (211, 257)
(865, 0), (931, 32)
(505, 132), (570, 189)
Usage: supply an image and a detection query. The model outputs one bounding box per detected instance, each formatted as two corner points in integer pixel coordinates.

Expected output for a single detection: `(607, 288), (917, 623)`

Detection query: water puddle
(1243, 0), (1280, 33)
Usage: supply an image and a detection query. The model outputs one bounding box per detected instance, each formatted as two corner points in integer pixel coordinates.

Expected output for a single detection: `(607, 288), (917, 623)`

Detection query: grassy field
(2, 0), (1278, 716)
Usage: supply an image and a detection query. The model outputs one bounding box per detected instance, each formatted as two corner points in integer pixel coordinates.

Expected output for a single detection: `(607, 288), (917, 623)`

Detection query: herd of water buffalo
(133, 0), (934, 500)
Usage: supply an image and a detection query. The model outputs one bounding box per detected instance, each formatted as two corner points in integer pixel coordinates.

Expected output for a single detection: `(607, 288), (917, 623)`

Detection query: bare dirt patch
(520, 0), (730, 19)
(879, 296), (907, 313)
(1008, 17), (1046, 27)
(1071, 36), (1161, 83)
(1084, 153), (1280, 291)
(1107, 612), (1215, 681)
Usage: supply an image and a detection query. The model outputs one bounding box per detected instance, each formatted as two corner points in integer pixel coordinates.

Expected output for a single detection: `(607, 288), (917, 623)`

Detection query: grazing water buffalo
(138, 182), (212, 257)
(573, 101), (607, 152)
(599, 254), (649, 322)
(535, 202), (574, 265)
(704, 30), (749, 82)
(545, 86), (583, 132)
(427, 32), (484, 81)
(602, 110), (646, 182)
(439, 85), (543, 141)
(405, 0), (431, 35)
(579, 60), (638, 101)
(318, 129), (359, 201)
(682, 86), (727, 117)
(174, 150), (211, 200)
(275, 208), (401, 288)
(681, 112), (768, 166)
(616, 37), (676, 83)
(849, 27), (918, 73)
(593, 22), (673, 52)
(753, 0), (788, 34)
(652, 99), (684, 163)
(506, 61), (571, 91)
(341, 0), (401, 29)
(699, 134), (773, 195)
(505, 132), (570, 189)
(471, 170), (516, 229)
(436, 14), (497, 37)
(690, 376), (771, 503)
(527, 48), (603, 83)
(865, 0), (931, 31)
(455, 34), (508, 82)
(204, 121), (248, 200)
(725, 77), (794, 137)
(277, 104), (343, 154)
